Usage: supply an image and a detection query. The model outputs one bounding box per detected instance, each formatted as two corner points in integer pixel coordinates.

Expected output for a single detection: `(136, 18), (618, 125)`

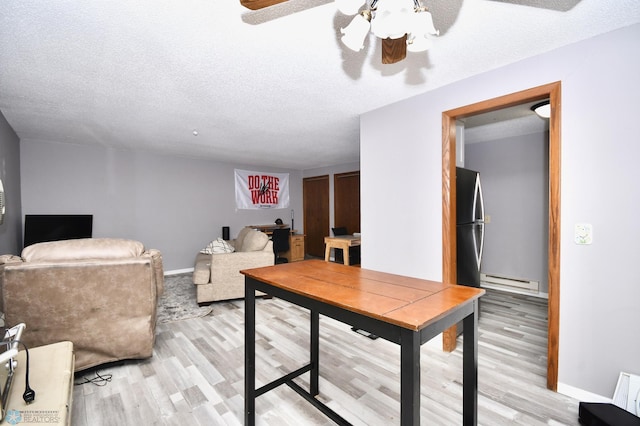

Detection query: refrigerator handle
(478, 223), (485, 269)
(474, 174), (485, 222)
(470, 223), (486, 273)
(471, 223), (485, 272)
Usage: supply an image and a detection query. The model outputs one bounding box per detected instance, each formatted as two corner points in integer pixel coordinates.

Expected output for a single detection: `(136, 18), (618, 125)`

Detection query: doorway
(441, 82), (561, 390)
(334, 171), (361, 234)
(303, 175), (330, 258)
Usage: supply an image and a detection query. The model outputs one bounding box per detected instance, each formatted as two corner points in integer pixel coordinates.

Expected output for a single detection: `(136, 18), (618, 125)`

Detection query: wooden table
(242, 260), (484, 425)
(324, 235), (361, 265)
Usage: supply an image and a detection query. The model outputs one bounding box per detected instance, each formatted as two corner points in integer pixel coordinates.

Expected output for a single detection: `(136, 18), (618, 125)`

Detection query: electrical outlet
(484, 215), (491, 224)
(574, 223), (593, 245)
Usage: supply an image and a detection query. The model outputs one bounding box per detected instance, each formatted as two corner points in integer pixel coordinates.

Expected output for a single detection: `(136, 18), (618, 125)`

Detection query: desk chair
(272, 228), (290, 264)
(331, 227), (360, 265)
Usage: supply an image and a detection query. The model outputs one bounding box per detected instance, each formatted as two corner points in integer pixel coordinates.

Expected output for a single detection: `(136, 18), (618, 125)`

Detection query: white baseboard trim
(164, 268), (194, 276)
(481, 282), (549, 299)
(557, 382), (611, 403)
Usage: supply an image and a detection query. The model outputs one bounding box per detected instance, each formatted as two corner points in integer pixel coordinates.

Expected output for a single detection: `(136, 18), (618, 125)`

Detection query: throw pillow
(200, 238), (235, 254)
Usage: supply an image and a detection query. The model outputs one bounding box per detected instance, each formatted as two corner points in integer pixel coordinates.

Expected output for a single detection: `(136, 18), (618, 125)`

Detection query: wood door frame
(441, 81), (561, 390)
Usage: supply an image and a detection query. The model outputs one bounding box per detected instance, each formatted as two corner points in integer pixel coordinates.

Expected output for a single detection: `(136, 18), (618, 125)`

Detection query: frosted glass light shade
(371, 11), (409, 39)
(341, 13), (371, 51)
(370, 0), (414, 39)
(406, 34), (432, 52)
(336, 0), (365, 15)
(406, 9), (438, 52)
(410, 8), (438, 37)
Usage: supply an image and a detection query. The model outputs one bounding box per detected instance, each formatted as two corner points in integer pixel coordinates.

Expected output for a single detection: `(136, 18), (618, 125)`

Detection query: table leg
(244, 284), (256, 426)
(462, 299), (479, 426)
(310, 309), (319, 396)
(343, 245), (350, 266)
(400, 329), (420, 426)
(324, 244), (331, 262)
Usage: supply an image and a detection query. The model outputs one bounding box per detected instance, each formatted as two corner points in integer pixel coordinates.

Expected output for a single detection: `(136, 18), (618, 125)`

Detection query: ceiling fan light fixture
(340, 10), (372, 51)
(337, 0), (438, 64)
(531, 100), (551, 118)
(336, 0), (365, 16)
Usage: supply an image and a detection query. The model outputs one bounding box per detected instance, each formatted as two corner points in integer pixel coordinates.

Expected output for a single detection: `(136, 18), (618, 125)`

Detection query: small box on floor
(6, 341), (75, 426)
(579, 402), (640, 426)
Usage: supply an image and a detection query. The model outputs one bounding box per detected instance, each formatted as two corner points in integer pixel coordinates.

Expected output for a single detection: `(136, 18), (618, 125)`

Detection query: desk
(247, 224), (306, 262)
(324, 235), (361, 265)
(248, 224), (290, 234)
(242, 260), (484, 425)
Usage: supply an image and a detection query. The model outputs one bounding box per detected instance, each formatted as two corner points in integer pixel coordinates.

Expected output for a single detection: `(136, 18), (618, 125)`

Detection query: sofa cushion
(21, 238), (145, 262)
(234, 227), (252, 251)
(200, 238), (235, 254)
(239, 230), (269, 252)
(0, 254), (22, 265)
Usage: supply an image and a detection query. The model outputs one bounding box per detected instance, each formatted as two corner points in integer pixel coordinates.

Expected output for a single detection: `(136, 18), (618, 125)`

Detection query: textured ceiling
(0, 0), (639, 170)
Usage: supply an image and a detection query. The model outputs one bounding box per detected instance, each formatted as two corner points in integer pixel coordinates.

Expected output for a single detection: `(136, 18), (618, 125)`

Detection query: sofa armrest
(193, 252), (212, 285)
(210, 250), (273, 267)
(143, 249), (164, 296)
(208, 249), (274, 281)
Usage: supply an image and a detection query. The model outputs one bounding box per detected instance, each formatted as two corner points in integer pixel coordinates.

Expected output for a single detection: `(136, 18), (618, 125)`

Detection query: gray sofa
(0, 238), (164, 371)
(193, 227), (274, 304)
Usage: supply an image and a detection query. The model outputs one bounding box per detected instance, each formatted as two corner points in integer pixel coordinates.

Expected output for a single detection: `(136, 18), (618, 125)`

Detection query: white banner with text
(234, 169), (290, 210)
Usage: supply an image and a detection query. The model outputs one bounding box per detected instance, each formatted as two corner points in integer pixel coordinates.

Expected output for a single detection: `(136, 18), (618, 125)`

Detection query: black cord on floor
(74, 370), (113, 387)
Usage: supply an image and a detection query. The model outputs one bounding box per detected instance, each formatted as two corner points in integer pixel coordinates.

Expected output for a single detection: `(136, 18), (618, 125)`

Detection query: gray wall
(20, 140), (304, 271)
(465, 132), (549, 294)
(361, 24), (640, 399)
(0, 110), (22, 254)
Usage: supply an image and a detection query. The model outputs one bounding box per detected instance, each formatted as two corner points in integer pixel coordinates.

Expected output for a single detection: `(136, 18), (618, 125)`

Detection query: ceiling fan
(241, 0), (430, 64)
(240, 0), (582, 64)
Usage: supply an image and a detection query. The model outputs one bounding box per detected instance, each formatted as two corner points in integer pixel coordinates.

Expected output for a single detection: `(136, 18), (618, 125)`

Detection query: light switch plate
(574, 223), (593, 245)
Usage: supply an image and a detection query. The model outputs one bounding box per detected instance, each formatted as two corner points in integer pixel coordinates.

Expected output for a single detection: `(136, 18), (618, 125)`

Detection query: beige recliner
(193, 227), (274, 304)
(0, 238), (164, 371)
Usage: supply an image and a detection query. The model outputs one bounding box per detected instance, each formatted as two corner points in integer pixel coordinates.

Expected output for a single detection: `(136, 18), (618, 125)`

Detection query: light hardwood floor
(71, 288), (580, 425)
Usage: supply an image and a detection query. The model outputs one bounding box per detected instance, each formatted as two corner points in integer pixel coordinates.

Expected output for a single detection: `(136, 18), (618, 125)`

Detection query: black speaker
(222, 226), (230, 240)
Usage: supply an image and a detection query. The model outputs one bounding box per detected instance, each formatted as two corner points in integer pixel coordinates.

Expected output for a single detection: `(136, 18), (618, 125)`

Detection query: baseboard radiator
(481, 273), (539, 293)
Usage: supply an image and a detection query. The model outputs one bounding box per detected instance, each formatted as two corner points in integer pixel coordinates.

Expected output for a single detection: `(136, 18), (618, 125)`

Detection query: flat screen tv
(23, 214), (93, 248)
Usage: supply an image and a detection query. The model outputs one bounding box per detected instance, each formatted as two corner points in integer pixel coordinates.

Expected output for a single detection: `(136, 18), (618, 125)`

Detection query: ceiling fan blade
(240, 0), (289, 10)
(241, 0), (332, 25)
(487, 0), (581, 12)
(381, 36), (407, 64)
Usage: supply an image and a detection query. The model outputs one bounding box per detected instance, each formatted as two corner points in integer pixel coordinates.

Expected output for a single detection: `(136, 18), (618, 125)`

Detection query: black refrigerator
(456, 167), (485, 288)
